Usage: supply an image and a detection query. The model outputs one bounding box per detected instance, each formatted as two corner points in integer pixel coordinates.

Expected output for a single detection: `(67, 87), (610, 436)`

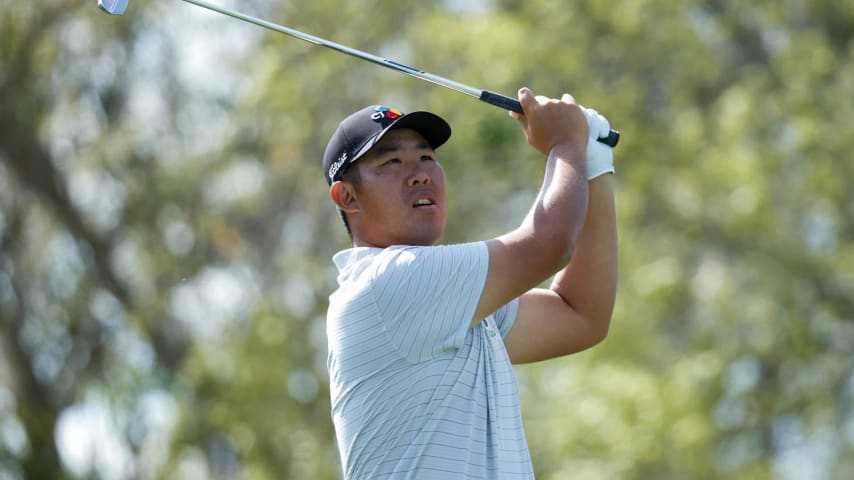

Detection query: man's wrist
(550, 142), (588, 169)
(587, 159), (614, 180)
(582, 107), (615, 180)
(586, 144), (615, 180)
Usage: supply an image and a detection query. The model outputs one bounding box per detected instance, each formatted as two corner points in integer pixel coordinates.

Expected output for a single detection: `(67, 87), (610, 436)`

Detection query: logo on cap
(371, 106), (403, 122)
(328, 151), (348, 182)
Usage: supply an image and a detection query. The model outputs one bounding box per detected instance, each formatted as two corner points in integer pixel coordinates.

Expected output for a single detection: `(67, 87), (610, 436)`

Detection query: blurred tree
(0, 0), (851, 479)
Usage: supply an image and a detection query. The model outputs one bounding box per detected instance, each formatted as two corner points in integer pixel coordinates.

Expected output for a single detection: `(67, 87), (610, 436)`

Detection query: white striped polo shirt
(327, 242), (533, 479)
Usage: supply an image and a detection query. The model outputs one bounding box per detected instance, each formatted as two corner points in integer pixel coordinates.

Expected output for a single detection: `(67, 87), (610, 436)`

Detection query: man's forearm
(550, 174), (618, 332)
(528, 143), (589, 258)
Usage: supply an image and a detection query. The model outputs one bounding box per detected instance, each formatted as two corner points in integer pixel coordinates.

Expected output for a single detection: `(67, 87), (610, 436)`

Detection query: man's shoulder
(335, 242), (487, 269)
(377, 242), (488, 273)
(333, 242), (488, 292)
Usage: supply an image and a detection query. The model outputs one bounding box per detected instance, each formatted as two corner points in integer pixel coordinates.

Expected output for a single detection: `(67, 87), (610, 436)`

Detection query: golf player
(323, 87), (618, 479)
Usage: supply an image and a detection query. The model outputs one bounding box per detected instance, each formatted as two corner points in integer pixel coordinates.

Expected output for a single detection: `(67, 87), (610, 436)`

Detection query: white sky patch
(111, 233), (156, 302)
(801, 199), (839, 253)
(120, 2), (261, 165)
(136, 391), (181, 479)
(287, 368), (319, 405)
(170, 265), (258, 341)
(165, 2), (259, 160)
(89, 288), (123, 324)
(56, 390), (179, 480)
(114, 329), (158, 374)
(162, 218), (196, 257)
(48, 229), (85, 300)
(443, 0), (493, 14)
(281, 273), (315, 318)
(691, 254), (727, 303)
(280, 211), (314, 252)
(56, 402), (135, 479)
(723, 356), (762, 396)
(203, 158), (268, 210)
(773, 418), (836, 480)
(125, 26), (171, 134)
(0, 387), (28, 459)
(169, 1), (259, 99)
(174, 446), (210, 479)
(157, 205), (197, 257)
(68, 167), (127, 233)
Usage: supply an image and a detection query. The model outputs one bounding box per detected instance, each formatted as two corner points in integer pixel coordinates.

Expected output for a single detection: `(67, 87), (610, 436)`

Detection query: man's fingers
(596, 112), (610, 138)
(517, 87), (536, 110)
(511, 87), (534, 120)
(582, 107), (612, 139)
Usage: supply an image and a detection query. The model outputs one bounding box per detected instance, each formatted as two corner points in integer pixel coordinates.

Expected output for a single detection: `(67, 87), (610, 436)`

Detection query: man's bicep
(471, 235), (566, 328)
(503, 289), (602, 364)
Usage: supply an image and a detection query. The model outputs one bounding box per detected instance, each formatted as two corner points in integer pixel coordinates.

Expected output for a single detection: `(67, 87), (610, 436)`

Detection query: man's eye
(383, 158), (401, 166)
(421, 155), (435, 161)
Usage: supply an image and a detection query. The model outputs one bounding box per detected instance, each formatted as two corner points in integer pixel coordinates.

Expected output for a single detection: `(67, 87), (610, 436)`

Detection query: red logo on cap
(371, 106), (403, 121)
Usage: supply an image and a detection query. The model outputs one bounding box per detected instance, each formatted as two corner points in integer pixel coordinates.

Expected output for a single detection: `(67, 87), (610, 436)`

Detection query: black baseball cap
(322, 105), (451, 185)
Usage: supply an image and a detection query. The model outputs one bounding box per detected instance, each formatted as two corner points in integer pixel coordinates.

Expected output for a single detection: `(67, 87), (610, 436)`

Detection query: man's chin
(356, 220), (446, 247)
(400, 226), (445, 247)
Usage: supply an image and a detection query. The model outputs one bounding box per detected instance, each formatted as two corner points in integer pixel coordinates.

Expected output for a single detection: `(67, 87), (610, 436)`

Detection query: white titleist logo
(328, 151), (348, 181)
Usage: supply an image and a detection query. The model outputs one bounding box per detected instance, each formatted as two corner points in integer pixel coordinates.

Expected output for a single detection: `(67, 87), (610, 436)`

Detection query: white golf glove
(582, 107), (615, 180)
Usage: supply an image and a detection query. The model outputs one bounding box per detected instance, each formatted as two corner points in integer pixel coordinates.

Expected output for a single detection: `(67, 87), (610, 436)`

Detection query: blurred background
(1, 0), (852, 478)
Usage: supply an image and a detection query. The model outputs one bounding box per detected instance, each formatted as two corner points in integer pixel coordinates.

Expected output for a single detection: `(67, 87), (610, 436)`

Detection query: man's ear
(330, 181), (359, 213)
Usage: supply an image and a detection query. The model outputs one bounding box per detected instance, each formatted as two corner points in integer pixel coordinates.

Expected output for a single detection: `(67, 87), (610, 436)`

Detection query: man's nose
(408, 162), (431, 186)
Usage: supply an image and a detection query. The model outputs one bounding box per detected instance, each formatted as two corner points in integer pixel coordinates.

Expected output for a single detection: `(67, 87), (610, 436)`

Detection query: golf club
(99, 0), (620, 147)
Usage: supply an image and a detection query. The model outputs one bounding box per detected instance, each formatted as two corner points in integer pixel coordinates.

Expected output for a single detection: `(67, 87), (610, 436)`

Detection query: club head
(98, 0), (129, 15)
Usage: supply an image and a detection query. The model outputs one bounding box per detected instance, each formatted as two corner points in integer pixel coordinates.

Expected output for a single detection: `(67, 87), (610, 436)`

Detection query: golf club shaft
(183, 0), (619, 147)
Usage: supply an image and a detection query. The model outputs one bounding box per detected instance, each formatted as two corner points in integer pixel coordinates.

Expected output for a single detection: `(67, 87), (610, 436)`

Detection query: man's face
(345, 128), (448, 247)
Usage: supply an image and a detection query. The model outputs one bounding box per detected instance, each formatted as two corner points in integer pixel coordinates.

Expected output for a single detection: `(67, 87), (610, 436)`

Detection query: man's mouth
(413, 197), (436, 208)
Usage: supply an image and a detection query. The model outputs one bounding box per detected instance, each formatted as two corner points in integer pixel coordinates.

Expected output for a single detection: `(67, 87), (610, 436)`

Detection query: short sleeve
(368, 242), (488, 363)
(492, 297), (520, 339)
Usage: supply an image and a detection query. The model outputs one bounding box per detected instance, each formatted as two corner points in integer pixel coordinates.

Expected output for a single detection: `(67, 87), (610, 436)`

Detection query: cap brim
(351, 111), (452, 163)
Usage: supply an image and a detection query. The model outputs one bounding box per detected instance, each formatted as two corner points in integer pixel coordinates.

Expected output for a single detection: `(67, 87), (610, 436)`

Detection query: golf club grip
(479, 90), (620, 147)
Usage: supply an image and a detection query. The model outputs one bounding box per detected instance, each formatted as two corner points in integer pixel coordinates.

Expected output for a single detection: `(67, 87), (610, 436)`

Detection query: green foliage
(0, 0), (851, 478)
